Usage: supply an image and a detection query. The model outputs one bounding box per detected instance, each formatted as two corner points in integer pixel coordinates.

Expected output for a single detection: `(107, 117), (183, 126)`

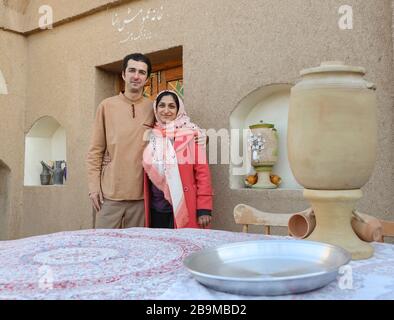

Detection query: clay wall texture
(0, 0), (393, 238)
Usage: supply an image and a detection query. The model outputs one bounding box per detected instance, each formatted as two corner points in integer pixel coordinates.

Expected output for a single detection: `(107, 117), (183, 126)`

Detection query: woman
(142, 90), (213, 229)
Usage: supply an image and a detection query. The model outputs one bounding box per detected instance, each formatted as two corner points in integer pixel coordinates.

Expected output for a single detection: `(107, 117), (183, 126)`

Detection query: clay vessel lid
(300, 61), (366, 76)
(249, 121), (274, 129)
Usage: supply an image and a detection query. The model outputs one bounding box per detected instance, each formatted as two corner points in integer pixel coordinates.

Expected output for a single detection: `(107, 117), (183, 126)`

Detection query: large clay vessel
(288, 61), (377, 260)
(288, 61), (377, 189)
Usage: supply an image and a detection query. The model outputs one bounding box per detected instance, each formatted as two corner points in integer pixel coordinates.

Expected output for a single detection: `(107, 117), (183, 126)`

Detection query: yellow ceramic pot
(288, 61), (377, 189)
(249, 122), (278, 189)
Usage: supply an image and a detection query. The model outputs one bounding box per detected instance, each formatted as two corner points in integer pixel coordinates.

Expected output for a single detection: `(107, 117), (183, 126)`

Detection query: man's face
(122, 59), (149, 93)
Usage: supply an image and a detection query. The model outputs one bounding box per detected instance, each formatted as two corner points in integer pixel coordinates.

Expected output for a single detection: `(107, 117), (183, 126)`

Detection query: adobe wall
(1, 0), (393, 237)
(0, 30), (27, 239)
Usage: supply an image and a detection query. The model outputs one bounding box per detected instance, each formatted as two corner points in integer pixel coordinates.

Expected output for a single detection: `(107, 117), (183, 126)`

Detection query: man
(86, 53), (154, 228)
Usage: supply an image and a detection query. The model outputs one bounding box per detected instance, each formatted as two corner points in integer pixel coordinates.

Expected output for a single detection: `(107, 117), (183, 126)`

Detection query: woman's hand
(198, 215), (212, 228)
(194, 134), (208, 145)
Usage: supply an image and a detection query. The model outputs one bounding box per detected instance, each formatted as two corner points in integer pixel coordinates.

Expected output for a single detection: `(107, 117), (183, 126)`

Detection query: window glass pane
(167, 80), (184, 98)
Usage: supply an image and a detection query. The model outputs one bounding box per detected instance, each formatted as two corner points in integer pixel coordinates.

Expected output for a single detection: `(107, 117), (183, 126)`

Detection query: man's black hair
(122, 53), (152, 77)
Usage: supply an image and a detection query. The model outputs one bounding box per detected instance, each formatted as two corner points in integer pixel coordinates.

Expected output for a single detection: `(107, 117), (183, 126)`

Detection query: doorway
(98, 46), (184, 100)
(117, 61), (183, 100)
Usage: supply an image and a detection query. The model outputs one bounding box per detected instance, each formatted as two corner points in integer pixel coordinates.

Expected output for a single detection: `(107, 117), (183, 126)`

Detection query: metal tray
(183, 239), (351, 296)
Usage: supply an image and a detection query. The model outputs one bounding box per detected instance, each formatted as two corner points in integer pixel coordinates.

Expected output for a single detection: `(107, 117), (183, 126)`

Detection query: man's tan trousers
(95, 199), (145, 229)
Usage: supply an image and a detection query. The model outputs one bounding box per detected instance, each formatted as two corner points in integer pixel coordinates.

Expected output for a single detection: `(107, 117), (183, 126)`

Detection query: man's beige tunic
(87, 93), (154, 200)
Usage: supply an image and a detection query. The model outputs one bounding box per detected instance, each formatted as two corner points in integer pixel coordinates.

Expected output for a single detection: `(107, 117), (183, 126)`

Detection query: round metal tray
(183, 239), (351, 296)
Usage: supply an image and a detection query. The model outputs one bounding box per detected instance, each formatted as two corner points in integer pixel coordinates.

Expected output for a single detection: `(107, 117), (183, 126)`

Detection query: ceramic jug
(248, 122), (278, 189)
(40, 161), (52, 185)
(53, 161), (65, 185)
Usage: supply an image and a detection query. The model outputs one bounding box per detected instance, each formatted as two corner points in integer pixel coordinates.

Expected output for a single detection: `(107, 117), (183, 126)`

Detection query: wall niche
(229, 84), (302, 190)
(24, 116), (67, 186)
(0, 160), (10, 240)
